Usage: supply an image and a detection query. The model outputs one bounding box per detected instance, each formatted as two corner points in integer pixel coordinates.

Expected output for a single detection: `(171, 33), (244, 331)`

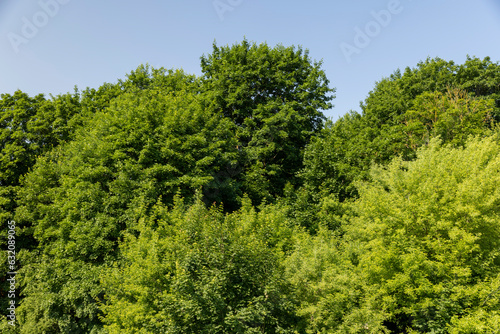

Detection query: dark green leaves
(201, 39), (335, 204)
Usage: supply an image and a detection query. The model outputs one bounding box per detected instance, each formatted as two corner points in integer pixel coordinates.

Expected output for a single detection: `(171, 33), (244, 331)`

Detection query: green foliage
(349, 135), (500, 332)
(299, 57), (500, 218)
(3, 46), (499, 334)
(404, 87), (494, 148)
(0, 90), (85, 189)
(102, 196), (301, 333)
(289, 134), (500, 333)
(300, 113), (370, 203)
(120, 64), (199, 94)
(361, 56), (500, 160)
(15, 85), (237, 332)
(0, 89), (86, 327)
(200, 39), (335, 204)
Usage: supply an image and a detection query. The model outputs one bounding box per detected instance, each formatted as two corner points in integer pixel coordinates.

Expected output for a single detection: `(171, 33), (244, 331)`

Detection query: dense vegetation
(1, 40), (500, 333)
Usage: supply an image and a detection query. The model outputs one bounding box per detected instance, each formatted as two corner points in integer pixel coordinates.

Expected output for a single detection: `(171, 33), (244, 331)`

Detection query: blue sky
(1, 0), (500, 120)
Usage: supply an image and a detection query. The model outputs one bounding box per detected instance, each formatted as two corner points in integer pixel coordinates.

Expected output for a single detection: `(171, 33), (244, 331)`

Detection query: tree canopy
(287, 135), (500, 332)
(200, 39), (334, 204)
(1, 42), (499, 334)
(300, 57), (500, 208)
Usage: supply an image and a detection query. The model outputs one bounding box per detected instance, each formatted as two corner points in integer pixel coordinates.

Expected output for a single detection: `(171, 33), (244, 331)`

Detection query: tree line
(1, 40), (500, 333)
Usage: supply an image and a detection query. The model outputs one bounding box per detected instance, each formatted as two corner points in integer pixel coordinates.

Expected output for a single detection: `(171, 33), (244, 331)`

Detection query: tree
(404, 87), (494, 148)
(102, 196), (301, 333)
(299, 57), (500, 216)
(0, 89), (85, 328)
(300, 113), (371, 203)
(200, 39), (335, 204)
(15, 84), (237, 332)
(289, 134), (500, 333)
(5, 48), (499, 333)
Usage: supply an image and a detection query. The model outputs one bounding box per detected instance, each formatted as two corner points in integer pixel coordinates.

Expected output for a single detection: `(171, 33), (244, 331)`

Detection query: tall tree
(15, 85), (236, 332)
(200, 39), (335, 204)
(0, 90), (86, 328)
(299, 57), (500, 216)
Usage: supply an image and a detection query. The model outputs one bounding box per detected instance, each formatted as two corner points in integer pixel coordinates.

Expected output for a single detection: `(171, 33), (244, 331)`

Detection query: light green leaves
(102, 197), (300, 334)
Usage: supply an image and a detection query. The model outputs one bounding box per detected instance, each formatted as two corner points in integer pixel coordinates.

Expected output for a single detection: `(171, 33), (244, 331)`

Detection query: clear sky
(1, 0), (500, 120)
